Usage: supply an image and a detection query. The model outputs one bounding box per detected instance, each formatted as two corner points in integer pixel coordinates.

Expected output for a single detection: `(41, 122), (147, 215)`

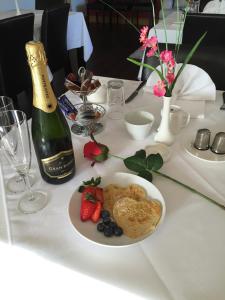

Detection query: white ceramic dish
(184, 139), (225, 163)
(68, 172), (166, 247)
(124, 111), (155, 140)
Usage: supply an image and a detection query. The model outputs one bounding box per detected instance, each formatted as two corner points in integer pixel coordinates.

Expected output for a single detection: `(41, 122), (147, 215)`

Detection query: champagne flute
(0, 96), (35, 193)
(0, 110), (48, 214)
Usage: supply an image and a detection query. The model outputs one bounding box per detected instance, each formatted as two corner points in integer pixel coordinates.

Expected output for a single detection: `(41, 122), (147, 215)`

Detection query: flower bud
(83, 141), (109, 162)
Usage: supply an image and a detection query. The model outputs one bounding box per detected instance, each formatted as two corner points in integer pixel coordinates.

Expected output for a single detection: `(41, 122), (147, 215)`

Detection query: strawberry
(91, 201), (102, 223)
(80, 187), (96, 221)
(95, 187), (104, 204)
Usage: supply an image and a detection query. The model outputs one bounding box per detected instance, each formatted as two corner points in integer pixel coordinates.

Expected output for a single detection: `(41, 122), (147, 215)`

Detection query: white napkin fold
(146, 63), (216, 102)
(203, 0), (225, 13)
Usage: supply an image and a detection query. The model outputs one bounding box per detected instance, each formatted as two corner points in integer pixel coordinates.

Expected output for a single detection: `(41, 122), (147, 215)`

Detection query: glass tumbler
(107, 80), (125, 120)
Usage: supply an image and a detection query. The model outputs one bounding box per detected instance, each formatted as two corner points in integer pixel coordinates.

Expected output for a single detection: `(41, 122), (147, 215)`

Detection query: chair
(176, 13), (225, 90)
(0, 13), (34, 119)
(141, 13), (225, 91)
(41, 4), (71, 96)
(36, 0), (65, 10)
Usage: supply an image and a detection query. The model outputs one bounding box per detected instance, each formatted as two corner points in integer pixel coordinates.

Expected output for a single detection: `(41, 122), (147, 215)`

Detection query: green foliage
(124, 151), (164, 182)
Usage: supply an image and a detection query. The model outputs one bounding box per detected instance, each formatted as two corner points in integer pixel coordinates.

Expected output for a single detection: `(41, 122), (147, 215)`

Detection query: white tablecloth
(1, 77), (225, 300)
(149, 12), (184, 44)
(0, 10), (93, 62)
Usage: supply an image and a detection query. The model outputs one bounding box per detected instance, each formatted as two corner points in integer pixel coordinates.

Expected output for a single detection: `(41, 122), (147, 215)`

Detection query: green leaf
(138, 170), (153, 182)
(85, 193), (96, 203)
(78, 185), (85, 193)
(82, 176), (101, 186)
(124, 156), (147, 173)
(127, 58), (165, 81)
(146, 154), (163, 171)
(170, 31), (207, 92)
(135, 149), (146, 159)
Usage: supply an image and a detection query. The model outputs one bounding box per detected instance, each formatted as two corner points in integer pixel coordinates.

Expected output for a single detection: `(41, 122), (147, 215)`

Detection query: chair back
(36, 0), (65, 10)
(179, 13), (225, 90)
(183, 13), (225, 47)
(41, 4), (70, 96)
(0, 13), (34, 119)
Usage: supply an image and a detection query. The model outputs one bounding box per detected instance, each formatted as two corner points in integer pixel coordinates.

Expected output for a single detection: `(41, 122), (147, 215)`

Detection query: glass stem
(21, 173), (34, 201)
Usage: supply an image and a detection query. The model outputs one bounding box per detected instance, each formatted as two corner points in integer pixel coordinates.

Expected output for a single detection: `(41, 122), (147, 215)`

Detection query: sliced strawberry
(81, 186), (96, 202)
(91, 201), (102, 223)
(80, 186), (96, 221)
(95, 187), (104, 204)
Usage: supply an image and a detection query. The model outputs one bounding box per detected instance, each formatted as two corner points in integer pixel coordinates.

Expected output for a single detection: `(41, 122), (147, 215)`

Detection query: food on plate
(124, 184), (147, 201)
(79, 178), (162, 239)
(113, 197), (162, 239)
(103, 184), (127, 216)
(103, 183), (147, 216)
(80, 185), (103, 223)
(97, 209), (123, 237)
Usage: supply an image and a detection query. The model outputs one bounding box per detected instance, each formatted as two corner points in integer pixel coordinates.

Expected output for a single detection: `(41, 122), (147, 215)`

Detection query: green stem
(153, 170), (225, 210)
(108, 153), (124, 160)
(160, 0), (168, 50)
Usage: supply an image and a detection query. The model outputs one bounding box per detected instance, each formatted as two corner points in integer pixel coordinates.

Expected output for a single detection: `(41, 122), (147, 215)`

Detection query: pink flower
(146, 46), (157, 57)
(139, 26), (149, 43)
(166, 72), (175, 84)
(142, 36), (158, 49)
(160, 50), (173, 63)
(153, 80), (166, 97)
(167, 57), (175, 69)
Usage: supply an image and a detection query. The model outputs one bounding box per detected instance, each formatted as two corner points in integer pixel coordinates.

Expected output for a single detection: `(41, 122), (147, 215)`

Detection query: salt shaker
(211, 132), (225, 154)
(193, 128), (211, 150)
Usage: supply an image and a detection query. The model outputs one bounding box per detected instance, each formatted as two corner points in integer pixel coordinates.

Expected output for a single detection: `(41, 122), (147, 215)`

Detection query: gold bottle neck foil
(26, 41), (57, 113)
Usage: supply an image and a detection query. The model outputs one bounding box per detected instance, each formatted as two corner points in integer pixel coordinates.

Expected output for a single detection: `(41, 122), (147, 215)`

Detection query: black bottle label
(41, 149), (74, 179)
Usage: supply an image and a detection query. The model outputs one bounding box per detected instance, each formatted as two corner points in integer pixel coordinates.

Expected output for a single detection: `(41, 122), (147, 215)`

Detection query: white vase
(154, 96), (175, 146)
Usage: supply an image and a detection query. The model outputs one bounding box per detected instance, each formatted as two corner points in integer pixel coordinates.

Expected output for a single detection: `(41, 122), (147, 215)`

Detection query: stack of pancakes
(103, 184), (162, 239)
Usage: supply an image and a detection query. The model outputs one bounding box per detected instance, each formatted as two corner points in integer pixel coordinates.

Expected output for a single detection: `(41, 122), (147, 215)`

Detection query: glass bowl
(68, 103), (106, 137)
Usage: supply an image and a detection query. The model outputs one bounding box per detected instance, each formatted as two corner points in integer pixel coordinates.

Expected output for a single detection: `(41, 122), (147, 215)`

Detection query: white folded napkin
(203, 0), (225, 13)
(146, 63), (216, 102)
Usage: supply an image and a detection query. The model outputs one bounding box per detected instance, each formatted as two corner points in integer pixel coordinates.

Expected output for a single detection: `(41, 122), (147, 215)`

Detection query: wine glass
(0, 110), (48, 214)
(0, 96), (35, 193)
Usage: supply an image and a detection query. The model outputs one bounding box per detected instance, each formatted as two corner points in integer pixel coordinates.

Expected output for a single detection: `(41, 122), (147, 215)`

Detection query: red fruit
(95, 187), (104, 204)
(80, 187), (96, 221)
(91, 201), (102, 223)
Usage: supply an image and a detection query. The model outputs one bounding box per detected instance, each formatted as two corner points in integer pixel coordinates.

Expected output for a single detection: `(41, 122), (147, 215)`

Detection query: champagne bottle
(25, 41), (75, 184)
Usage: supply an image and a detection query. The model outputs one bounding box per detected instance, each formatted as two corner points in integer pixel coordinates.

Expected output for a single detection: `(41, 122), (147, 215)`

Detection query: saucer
(183, 140), (225, 163)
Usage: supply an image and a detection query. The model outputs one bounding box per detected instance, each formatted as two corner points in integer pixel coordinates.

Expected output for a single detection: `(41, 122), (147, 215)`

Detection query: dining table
(0, 9), (93, 62)
(1, 76), (225, 300)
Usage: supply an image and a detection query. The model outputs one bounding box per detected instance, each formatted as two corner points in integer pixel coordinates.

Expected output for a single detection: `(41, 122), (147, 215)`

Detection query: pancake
(113, 197), (162, 239)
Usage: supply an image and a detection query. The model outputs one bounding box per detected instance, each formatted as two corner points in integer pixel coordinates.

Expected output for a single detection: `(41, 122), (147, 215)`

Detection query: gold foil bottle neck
(25, 41), (57, 113)
(26, 41), (47, 68)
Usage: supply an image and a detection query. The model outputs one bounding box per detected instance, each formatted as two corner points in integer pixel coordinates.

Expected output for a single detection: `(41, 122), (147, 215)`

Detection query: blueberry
(114, 226), (123, 236)
(97, 222), (105, 232)
(100, 210), (110, 219)
(109, 221), (116, 229)
(103, 216), (111, 225)
(104, 227), (113, 237)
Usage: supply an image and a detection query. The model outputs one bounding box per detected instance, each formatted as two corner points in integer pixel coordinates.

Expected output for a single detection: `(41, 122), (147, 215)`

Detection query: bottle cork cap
(25, 41), (47, 67)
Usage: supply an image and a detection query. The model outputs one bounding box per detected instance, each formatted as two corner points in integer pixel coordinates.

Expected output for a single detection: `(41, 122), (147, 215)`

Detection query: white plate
(184, 140), (225, 163)
(68, 172), (166, 247)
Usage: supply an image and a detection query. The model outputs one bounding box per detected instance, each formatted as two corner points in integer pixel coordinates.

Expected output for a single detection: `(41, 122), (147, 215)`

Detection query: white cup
(87, 84), (107, 104)
(169, 105), (190, 134)
(124, 111), (155, 140)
